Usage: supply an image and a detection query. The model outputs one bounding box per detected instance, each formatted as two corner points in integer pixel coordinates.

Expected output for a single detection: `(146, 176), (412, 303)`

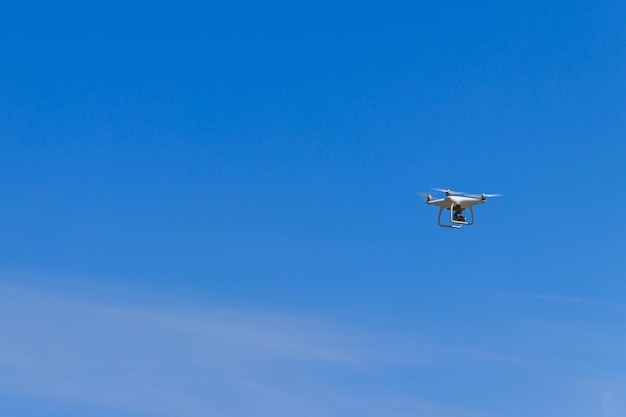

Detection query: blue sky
(1, 1), (626, 416)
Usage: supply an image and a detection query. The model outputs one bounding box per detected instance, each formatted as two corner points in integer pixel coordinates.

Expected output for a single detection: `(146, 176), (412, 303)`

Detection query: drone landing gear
(437, 206), (474, 229)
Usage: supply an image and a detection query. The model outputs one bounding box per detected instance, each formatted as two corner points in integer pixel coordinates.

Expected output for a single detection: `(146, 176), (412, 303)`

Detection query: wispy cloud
(3, 283), (624, 417)
(0, 284), (492, 417)
(0, 284), (353, 416)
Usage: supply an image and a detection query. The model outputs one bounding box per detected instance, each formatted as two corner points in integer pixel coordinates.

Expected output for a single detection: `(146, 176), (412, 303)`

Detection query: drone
(421, 188), (501, 228)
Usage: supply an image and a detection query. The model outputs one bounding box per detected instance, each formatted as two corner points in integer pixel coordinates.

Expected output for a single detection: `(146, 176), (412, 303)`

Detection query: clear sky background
(1, 1), (626, 416)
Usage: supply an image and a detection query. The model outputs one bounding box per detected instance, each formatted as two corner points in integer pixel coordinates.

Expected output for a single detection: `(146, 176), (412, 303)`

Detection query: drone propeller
(466, 193), (502, 198)
(417, 192), (433, 202)
(432, 188), (465, 195)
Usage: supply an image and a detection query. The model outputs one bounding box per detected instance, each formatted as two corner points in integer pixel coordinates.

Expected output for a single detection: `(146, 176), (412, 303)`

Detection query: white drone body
(422, 188), (501, 229)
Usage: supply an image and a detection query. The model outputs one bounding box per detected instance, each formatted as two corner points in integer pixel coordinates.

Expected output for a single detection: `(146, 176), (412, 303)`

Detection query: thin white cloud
(0, 284), (488, 417)
(3, 283), (624, 417)
(0, 285), (359, 416)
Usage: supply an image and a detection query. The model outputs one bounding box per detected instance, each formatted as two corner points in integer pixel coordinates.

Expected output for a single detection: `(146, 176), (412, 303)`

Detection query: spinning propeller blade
(417, 192), (432, 202)
(433, 188), (465, 195)
(466, 193), (502, 198)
